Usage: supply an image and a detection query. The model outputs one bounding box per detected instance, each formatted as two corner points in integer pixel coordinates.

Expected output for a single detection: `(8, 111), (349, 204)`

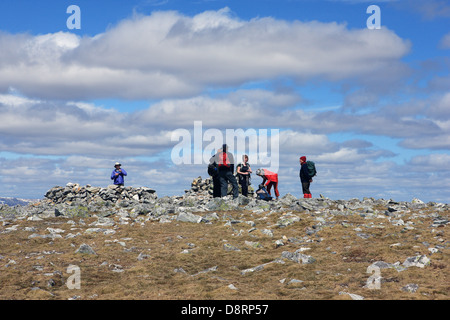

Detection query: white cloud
(0, 8), (410, 100)
(2, 88), (449, 162)
(408, 153), (450, 170)
(440, 32), (450, 49)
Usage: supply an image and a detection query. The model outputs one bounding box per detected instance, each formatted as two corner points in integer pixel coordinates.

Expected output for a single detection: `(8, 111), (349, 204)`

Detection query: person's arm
(121, 169), (127, 176)
(111, 170), (117, 180)
(262, 176), (268, 186)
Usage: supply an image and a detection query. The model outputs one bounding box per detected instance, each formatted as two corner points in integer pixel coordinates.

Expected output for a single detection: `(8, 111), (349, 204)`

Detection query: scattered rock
(401, 283), (419, 293)
(287, 279), (304, 285)
(75, 243), (96, 255)
(223, 243), (240, 251)
(174, 267), (187, 274)
(245, 241), (264, 249)
(339, 292), (365, 300)
(176, 212), (204, 223)
(228, 284), (238, 290)
(137, 252), (151, 261)
(191, 266), (218, 277)
(281, 250), (316, 264)
(403, 255), (431, 268)
(110, 264), (124, 272)
(240, 259), (285, 275)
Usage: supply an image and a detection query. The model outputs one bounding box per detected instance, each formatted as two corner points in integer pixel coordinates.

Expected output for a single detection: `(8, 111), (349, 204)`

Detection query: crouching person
(255, 168), (279, 200)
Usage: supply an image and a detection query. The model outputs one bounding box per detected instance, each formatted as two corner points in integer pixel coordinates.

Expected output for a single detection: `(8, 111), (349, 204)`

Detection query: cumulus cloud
(0, 8), (410, 100)
(440, 32), (450, 49)
(0, 7), (447, 202)
(0, 89), (404, 199)
(408, 153), (450, 169)
(2, 88), (449, 164)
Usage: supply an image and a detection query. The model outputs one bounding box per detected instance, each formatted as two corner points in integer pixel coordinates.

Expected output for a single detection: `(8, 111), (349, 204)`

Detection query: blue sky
(0, 0), (449, 202)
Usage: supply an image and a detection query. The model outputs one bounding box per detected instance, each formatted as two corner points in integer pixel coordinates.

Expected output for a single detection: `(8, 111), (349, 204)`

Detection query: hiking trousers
(302, 182), (311, 197)
(212, 175), (221, 198)
(239, 174), (249, 197)
(266, 181), (279, 198)
(219, 170), (239, 199)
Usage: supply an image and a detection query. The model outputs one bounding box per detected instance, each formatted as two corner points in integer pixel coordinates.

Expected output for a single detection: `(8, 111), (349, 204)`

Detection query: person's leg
(266, 182), (273, 196)
(219, 171), (228, 197)
(302, 182), (311, 198)
(227, 172), (239, 199)
(213, 176), (221, 198)
(274, 181), (280, 199)
(241, 176), (248, 196)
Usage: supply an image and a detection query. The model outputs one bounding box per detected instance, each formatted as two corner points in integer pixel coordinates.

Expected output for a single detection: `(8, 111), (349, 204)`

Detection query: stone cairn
(43, 176), (254, 207)
(44, 183), (157, 205)
(185, 176), (255, 198)
(186, 176), (213, 196)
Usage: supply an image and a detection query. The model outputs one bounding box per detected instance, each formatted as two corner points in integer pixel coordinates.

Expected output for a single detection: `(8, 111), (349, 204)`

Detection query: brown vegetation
(0, 206), (448, 300)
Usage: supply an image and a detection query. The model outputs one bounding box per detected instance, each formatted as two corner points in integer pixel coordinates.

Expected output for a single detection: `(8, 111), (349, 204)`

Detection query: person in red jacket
(256, 168), (279, 200)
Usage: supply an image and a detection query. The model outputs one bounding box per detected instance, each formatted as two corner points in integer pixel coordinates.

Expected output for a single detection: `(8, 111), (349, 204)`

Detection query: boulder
(75, 243), (96, 255)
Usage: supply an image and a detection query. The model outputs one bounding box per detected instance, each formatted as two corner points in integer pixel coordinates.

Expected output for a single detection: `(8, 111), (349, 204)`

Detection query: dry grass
(0, 206), (448, 300)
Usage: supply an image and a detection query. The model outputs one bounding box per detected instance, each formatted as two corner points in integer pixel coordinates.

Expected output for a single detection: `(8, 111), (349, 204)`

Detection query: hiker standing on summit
(208, 148), (222, 198)
(236, 154), (252, 197)
(217, 144), (239, 199)
(111, 162), (127, 186)
(299, 156), (312, 198)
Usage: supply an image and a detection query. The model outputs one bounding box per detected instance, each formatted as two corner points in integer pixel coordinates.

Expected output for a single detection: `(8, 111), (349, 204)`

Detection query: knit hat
(300, 156), (306, 162)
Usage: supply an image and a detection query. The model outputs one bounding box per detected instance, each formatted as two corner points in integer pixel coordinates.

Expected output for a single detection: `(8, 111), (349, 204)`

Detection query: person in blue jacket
(111, 162), (127, 186)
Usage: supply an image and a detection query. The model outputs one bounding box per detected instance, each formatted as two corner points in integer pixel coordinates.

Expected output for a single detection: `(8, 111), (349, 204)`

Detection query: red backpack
(218, 152), (230, 168)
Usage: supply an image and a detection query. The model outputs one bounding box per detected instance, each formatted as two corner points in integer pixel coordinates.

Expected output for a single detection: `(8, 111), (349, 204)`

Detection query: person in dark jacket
(299, 156), (312, 198)
(111, 162), (127, 186)
(209, 149), (222, 198)
(216, 144), (239, 199)
(236, 154), (252, 197)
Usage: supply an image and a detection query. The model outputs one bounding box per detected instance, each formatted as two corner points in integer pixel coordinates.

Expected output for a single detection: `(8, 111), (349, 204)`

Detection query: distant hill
(0, 197), (38, 206)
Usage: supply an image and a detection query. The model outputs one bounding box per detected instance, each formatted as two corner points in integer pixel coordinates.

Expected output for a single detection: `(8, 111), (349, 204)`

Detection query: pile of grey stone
(185, 176), (255, 198)
(1, 179), (448, 225)
(185, 176), (214, 198)
(44, 183), (157, 206)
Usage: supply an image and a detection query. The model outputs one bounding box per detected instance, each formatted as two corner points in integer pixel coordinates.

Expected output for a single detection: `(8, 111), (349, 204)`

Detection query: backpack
(256, 186), (272, 201)
(207, 163), (218, 177)
(306, 161), (317, 177)
(218, 152), (230, 168)
(236, 163), (248, 181)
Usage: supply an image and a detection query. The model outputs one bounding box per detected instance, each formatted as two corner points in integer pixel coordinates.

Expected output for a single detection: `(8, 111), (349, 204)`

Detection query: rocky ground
(0, 179), (448, 300)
